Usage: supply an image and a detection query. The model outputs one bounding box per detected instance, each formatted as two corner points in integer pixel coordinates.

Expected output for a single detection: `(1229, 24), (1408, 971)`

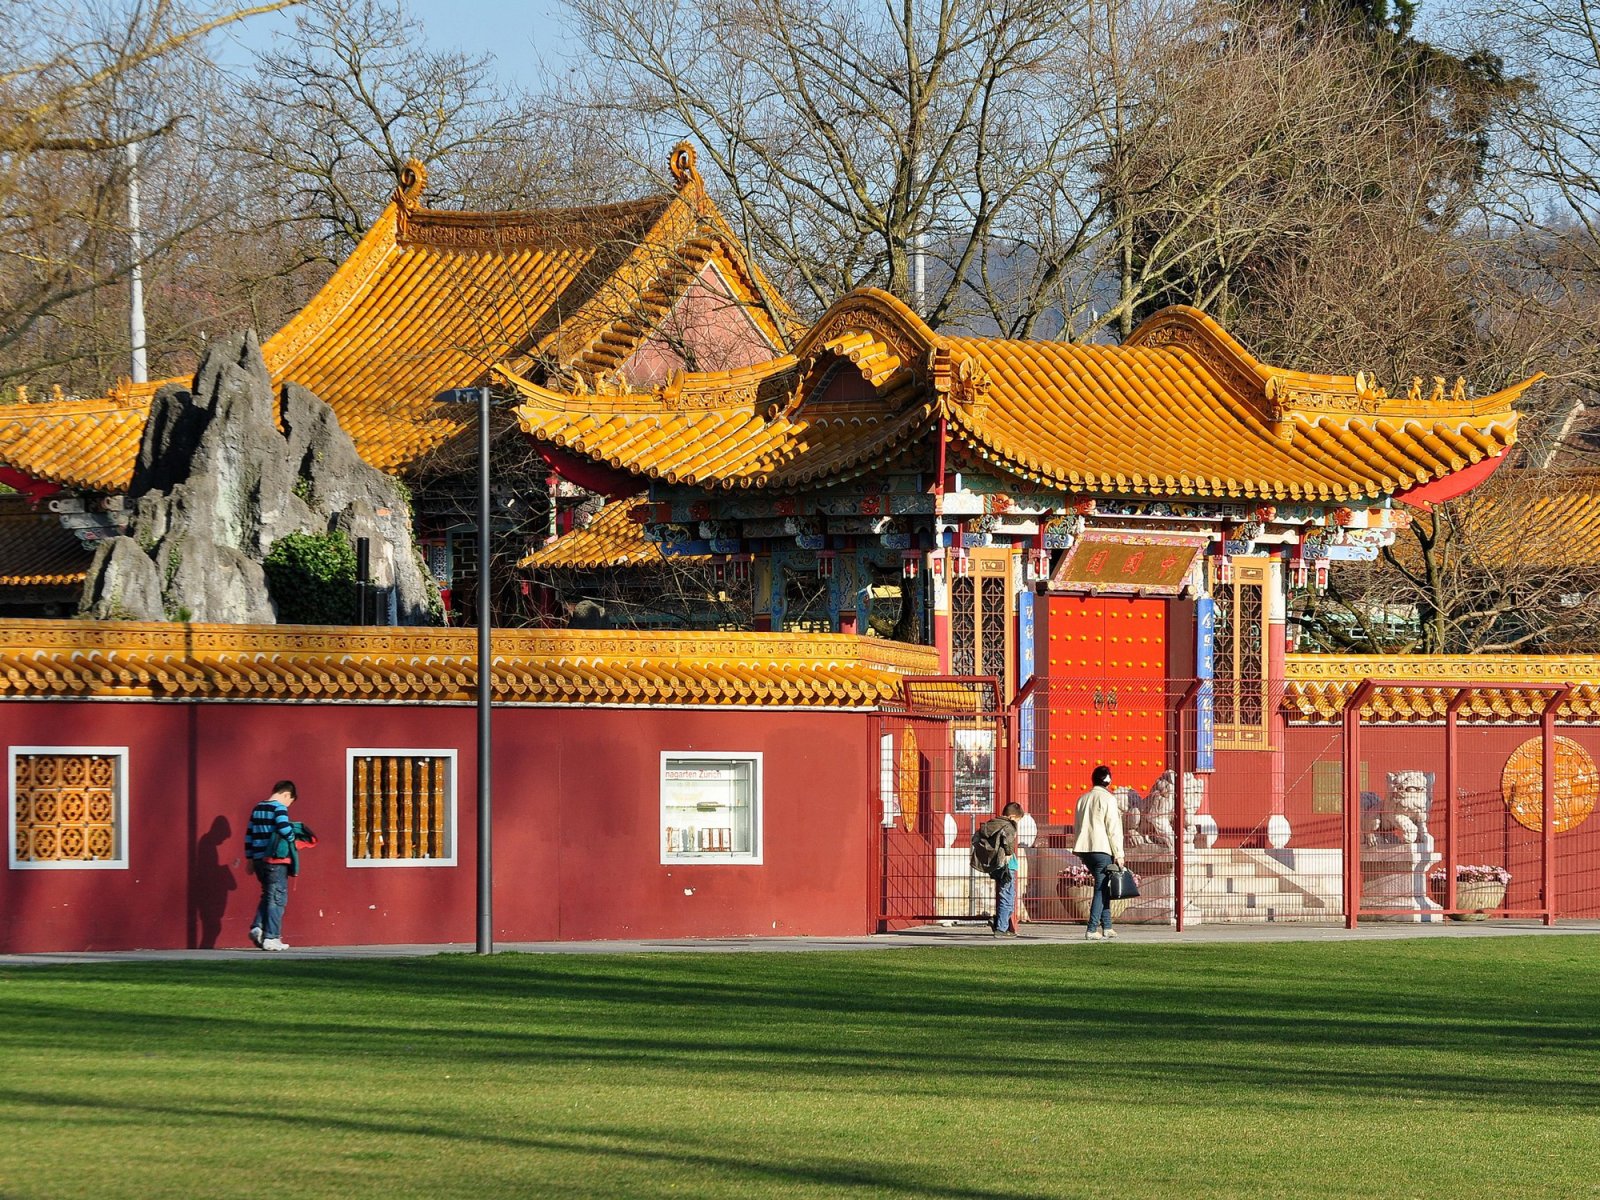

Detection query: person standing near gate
(1073, 765), (1125, 941)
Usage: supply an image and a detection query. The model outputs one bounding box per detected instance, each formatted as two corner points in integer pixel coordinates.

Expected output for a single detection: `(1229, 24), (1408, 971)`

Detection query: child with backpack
(971, 801), (1026, 936)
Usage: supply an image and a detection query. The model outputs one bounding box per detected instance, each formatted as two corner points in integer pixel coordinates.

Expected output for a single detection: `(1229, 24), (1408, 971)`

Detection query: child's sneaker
(261, 938), (290, 951)
(1085, 930), (1105, 941)
(248, 926), (263, 947)
(1103, 929), (1119, 940)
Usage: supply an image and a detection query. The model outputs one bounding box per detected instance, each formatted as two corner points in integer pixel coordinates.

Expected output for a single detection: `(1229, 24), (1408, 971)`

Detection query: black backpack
(970, 817), (1012, 878)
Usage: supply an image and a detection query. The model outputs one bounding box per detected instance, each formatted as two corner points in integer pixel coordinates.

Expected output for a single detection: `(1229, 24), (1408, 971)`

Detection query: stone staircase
(1178, 848), (1343, 922)
(925, 846), (1347, 925)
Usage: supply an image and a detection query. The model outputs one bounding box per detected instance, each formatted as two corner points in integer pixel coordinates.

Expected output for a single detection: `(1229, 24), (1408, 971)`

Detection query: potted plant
(1056, 862), (1139, 922)
(1427, 864), (1511, 921)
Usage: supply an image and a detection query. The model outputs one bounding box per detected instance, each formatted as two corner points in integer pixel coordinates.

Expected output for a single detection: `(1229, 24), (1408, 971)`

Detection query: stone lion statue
(1136, 770), (1205, 849)
(1116, 786), (1143, 842)
(1140, 771), (1175, 848)
(1365, 770), (1430, 847)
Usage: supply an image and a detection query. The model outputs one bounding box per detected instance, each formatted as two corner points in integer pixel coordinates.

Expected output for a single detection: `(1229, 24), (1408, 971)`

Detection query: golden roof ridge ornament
(669, 141), (701, 189)
(394, 159), (428, 209)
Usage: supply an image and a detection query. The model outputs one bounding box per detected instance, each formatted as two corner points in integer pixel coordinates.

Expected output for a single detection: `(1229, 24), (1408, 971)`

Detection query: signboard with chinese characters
(1017, 589), (1036, 769)
(1195, 597), (1216, 772)
(1048, 532), (1204, 595)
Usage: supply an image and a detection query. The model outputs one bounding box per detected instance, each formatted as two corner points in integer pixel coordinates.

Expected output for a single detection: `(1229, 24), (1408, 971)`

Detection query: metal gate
(874, 678), (1010, 928)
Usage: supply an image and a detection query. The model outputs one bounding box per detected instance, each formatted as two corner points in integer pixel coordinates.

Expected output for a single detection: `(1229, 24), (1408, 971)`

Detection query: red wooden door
(1043, 595), (1169, 822)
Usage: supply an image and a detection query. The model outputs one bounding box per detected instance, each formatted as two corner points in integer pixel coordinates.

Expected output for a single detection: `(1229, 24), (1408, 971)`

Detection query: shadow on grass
(3, 940), (1599, 1110)
(0, 1084), (1051, 1200)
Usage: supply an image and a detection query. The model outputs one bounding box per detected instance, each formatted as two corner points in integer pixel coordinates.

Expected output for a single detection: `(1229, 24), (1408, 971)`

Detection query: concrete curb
(4, 919), (1598, 967)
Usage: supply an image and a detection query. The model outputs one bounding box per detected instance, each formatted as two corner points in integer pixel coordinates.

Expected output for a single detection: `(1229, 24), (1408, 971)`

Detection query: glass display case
(661, 753), (761, 863)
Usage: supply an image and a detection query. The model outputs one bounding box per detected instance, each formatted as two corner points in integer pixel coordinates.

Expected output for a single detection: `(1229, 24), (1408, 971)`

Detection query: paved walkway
(5, 918), (1599, 967)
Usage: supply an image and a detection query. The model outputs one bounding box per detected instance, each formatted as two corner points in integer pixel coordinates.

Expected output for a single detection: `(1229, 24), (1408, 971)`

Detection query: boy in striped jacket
(245, 780), (313, 951)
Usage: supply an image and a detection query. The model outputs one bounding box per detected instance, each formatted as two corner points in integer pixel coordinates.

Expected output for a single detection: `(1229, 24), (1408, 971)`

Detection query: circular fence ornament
(1501, 735), (1599, 834)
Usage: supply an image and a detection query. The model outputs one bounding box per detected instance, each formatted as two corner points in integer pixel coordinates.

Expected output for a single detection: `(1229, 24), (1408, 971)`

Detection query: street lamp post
(436, 385), (496, 954)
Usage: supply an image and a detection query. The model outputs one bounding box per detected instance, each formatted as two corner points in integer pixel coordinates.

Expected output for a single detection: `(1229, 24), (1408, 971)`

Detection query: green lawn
(2, 937), (1598, 1199)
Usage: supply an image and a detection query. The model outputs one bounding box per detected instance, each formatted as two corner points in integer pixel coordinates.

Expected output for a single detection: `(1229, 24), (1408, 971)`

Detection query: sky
(213, 0), (579, 91)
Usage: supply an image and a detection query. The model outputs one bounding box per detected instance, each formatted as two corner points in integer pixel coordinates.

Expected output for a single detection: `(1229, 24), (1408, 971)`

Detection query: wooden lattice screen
(13, 752), (119, 863)
(351, 755), (450, 860)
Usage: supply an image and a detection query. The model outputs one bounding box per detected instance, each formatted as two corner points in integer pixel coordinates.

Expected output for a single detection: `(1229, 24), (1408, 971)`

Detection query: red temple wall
(0, 700), (875, 953)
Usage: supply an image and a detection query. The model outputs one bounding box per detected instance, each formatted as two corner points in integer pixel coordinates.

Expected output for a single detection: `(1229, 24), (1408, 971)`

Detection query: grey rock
(81, 332), (440, 625)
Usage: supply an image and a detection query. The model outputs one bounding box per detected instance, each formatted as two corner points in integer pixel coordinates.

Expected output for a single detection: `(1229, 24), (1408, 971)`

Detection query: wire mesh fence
(872, 675), (1600, 929)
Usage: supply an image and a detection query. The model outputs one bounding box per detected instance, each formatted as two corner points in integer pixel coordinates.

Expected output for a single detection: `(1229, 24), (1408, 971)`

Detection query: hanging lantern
(1214, 552), (1233, 586)
(817, 549), (836, 578)
(929, 550), (946, 579)
(1028, 547), (1051, 582)
(901, 550), (921, 579)
(731, 553), (753, 582)
(712, 557), (728, 584)
(1289, 551), (1309, 589)
(952, 547), (971, 577)
(1314, 558), (1330, 592)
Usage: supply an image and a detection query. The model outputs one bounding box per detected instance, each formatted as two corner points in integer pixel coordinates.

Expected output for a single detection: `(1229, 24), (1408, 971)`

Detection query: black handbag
(1105, 865), (1140, 899)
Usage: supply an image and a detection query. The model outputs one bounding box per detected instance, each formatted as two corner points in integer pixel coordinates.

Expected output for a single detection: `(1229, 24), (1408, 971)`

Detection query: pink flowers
(1428, 864), (1511, 886)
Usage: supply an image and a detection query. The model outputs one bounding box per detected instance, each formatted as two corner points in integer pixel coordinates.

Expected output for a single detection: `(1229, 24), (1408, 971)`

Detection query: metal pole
(126, 142), (148, 384)
(477, 385), (493, 954)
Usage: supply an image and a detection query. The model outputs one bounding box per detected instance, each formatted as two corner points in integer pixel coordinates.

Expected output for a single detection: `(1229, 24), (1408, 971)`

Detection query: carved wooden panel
(12, 752), (119, 863)
(351, 754), (451, 860)
(1213, 557), (1271, 749)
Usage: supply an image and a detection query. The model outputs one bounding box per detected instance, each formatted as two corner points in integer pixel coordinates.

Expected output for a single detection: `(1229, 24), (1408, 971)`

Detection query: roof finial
(669, 141), (700, 188)
(395, 159), (428, 208)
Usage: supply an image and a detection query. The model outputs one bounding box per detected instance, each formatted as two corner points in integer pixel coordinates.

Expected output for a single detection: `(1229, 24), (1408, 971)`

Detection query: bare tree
(565, 0), (1169, 333)
(1295, 468), (1600, 653)
(229, 0), (583, 264)
(0, 1), (300, 391)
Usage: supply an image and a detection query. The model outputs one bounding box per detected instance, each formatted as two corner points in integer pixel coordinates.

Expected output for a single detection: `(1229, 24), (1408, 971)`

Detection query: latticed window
(10, 748), (125, 868)
(949, 548), (1015, 694)
(951, 574), (977, 674)
(348, 751), (456, 865)
(1211, 557), (1271, 748)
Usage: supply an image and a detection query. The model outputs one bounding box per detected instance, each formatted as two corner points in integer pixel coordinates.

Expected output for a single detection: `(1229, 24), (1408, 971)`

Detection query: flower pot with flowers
(1056, 862), (1138, 922)
(1427, 864), (1511, 921)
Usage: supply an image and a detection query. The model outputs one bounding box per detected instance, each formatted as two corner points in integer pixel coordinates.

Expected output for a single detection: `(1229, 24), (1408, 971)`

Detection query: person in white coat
(1072, 765), (1126, 941)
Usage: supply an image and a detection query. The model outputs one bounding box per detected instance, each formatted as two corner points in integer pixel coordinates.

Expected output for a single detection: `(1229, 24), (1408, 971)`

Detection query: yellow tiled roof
(0, 498), (90, 587)
(1285, 653), (1600, 722)
(510, 291), (1536, 502)
(0, 391), (159, 494)
(0, 147), (790, 493)
(521, 496), (708, 570)
(0, 621), (937, 707)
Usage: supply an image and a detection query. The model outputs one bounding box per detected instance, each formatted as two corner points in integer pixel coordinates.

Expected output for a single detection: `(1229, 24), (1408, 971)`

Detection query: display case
(661, 752), (762, 864)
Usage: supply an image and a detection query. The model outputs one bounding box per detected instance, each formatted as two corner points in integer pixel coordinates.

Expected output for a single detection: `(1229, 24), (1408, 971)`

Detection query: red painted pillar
(1343, 681), (1375, 929)
(1540, 685), (1572, 926)
(1444, 690), (1471, 916)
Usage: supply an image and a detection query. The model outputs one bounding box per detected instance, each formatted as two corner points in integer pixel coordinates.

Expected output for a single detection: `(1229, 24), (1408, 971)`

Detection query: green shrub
(263, 530), (357, 625)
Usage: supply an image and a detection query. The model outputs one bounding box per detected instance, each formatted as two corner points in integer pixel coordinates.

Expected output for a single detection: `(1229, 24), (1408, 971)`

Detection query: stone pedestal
(1360, 836), (1443, 922)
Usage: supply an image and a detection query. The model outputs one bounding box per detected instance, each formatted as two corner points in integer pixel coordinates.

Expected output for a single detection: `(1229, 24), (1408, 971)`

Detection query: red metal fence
(872, 675), (1600, 930)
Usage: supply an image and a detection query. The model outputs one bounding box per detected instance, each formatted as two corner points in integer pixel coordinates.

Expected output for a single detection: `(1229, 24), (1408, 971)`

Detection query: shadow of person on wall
(192, 816), (237, 949)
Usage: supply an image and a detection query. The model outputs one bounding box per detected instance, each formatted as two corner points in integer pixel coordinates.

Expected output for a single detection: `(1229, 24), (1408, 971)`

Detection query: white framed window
(347, 749), (457, 867)
(9, 746), (128, 870)
(661, 751), (762, 865)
